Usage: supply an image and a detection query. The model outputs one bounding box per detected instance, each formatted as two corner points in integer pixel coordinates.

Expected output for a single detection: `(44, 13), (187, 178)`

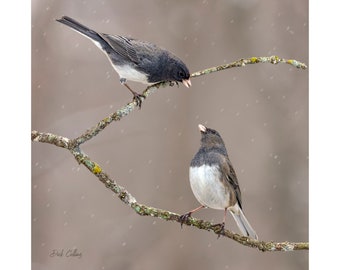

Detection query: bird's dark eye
(178, 71), (185, 78)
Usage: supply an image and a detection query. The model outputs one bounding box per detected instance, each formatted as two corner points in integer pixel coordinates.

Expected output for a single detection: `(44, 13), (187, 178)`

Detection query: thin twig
(191, 55), (307, 77)
(71, 81), (173, 147)
(71, 56), (307, 146)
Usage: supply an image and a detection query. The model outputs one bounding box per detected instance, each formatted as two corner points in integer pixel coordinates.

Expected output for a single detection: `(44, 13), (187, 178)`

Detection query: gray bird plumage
(56, 16), (191, 107)
(181, 124), (258, 240)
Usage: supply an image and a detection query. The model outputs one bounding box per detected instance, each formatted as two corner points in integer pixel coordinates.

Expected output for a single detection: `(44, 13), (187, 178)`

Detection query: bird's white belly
(189, 165), (230, 210)
(113, 64), (150, 84)
(92, 40), (150, 84)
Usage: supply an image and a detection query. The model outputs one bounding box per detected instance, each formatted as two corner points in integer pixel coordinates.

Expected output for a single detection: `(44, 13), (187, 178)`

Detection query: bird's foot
(212, 222), (225, 239)
(132, 93), (145, 109)
(168, 81), (179, 87)
(121, 80), (145, 109)
(179, 212), (192, 228)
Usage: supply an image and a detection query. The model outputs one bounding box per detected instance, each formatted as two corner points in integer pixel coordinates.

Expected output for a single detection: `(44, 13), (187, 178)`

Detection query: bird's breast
(189, 165), (231, 210)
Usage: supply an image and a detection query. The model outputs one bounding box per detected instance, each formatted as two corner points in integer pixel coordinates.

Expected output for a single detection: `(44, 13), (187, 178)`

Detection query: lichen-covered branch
(191, 55), (307, 78)
(32, 56), (308, 251)
(31, 130), (309, 252)
(32, 130), (70, 149)
(72, 56), (307, 145)
(72, 81), (173, 146)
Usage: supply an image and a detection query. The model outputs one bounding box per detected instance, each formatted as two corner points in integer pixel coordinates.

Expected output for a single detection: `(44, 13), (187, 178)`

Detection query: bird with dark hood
(56, 16), (191, 107)
(180, 124), (258, 240)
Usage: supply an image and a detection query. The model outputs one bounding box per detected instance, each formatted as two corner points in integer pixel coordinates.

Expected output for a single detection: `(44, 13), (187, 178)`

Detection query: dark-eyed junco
(56, 16), (191, 107)
(180, 124), (258, 240)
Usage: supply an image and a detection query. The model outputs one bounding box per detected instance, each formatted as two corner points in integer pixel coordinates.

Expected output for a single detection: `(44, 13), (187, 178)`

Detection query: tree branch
(32, 56), (308, 251)
(71, 56), (307, 146)
(191, 55), (307, 78)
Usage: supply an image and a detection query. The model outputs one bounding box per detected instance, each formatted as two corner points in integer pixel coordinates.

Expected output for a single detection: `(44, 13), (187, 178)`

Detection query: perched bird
(180, 124), (258, 239)
(56, 16), (191, 107)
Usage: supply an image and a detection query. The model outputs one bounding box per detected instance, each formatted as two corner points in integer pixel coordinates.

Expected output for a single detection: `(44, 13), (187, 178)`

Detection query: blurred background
(32, 0), (308, 269)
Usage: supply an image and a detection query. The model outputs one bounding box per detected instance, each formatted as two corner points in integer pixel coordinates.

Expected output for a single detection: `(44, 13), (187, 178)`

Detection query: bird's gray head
(198, 124), (226, 150)
(166, 54), (191, 87)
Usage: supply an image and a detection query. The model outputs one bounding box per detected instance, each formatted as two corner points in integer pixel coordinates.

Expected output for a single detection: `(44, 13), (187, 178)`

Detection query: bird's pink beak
(182, 79), (192, 88)
(198, 124), (206, 132)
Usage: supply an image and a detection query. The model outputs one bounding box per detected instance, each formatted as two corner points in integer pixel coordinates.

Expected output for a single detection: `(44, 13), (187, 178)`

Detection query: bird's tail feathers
(56, 16), (104, 44)
(229, 203), (258, 240)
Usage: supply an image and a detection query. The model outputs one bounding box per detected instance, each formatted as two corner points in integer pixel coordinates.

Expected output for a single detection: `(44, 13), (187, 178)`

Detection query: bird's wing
(99, 34), (139, 64)
(220, 155), (243, 208)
